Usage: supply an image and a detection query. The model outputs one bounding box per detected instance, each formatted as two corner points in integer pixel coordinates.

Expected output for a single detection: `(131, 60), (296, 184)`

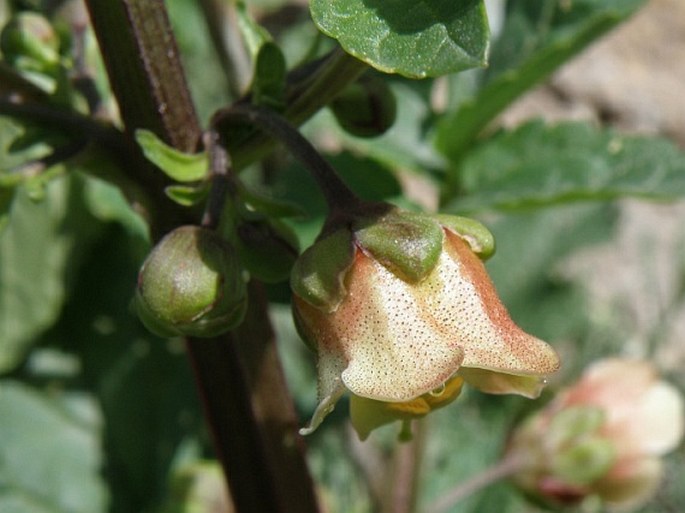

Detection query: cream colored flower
(507, 358), (684, 511)
(291, 210), (560, 437)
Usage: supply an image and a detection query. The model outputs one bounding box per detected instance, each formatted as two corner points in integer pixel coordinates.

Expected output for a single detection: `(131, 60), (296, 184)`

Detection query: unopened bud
(329, 74), (397, 138)
(135, 226), (247, 338)
(1, 13), (60, 72)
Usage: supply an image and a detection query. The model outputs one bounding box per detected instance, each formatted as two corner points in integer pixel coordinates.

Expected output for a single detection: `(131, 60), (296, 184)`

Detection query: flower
(506, 358), (684, 511)
(291, 208), (560, 438)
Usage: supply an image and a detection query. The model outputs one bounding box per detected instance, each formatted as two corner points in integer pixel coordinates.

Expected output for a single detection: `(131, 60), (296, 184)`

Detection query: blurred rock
(501, 0), (685, 145)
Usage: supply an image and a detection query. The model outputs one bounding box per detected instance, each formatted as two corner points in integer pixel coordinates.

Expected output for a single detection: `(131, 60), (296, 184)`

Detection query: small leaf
(310, 0), (489, 78)
(235, 0), (272, 59)
(252, 42), (287, 109)
(135, 129), (207, 183)
(238, 184), (304, 218)
(165, 183), (209, 207)
(443, 121), (685, 213)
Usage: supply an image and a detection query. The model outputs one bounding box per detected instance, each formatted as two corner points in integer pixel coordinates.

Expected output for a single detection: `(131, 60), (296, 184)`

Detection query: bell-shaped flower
(291, 208), (560, 438)
(505, 358), (684, 511)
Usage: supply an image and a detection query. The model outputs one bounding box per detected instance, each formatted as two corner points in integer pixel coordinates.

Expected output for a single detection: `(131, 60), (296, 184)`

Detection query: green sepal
(165, 183), (209, 207)
(552, 438), (617, 487)
(547, 405), (606, 450)
(135, 129), (208, 183)
(432, 214), (496, 260)
(290, 229), (355, 312)
(234, 215), (299, 283)
(252, 42), (287, 110)
(355, 210), (443, 283)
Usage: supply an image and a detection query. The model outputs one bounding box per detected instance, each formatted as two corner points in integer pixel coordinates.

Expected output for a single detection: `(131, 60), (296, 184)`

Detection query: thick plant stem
(84, 2), (320, 512)
(187, 284), (320, 513)
(85, 0), (200, 152)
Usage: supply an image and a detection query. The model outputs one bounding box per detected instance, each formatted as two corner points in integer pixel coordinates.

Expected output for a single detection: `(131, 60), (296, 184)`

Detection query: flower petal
(458, 367), (549, 398)
(350, 375), (464, 440)
(340, 250), (466, 400)
(438, 232), (560, 381)
(295, 248), (466, 403)
(595, 456), (663, 510)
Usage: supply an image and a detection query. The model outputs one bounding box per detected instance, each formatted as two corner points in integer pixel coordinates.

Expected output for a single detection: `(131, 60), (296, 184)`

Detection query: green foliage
(436, 0), (646, 166)
(443, 121), (685, 213)
(135, 129), (208, 183)
(310, 0), (489, 78)
(0, 175), (102, 372)
(0, 380), (108, 513)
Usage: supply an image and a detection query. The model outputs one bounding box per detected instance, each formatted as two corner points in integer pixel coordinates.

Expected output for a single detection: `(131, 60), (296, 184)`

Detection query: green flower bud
(0, 13), (60, 72)
(329, 74), (397, 138)
(135, 225), (247, 338)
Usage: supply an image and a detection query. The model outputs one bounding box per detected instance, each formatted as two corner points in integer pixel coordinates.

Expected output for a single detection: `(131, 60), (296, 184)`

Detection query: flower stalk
(430, 455), (526, 513)
(212, 102), (372, 217)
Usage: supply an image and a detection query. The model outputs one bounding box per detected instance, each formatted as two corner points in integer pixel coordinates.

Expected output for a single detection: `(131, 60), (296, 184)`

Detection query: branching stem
(213, 103), (365, 214)
(429, 454), (525, 513)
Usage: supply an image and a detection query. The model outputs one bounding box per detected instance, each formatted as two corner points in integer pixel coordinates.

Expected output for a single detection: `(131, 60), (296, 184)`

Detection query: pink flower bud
(507, 358), (684, 511)
(292, 211), (560, 437)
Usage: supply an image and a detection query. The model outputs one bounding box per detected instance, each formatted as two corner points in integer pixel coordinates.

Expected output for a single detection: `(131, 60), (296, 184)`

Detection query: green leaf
(310, 0), (489, 78)
(0, 175), (102, 372)
(443, 121), (685, 213)
(436, 0), (645, 165)
(0, 380), (108, 513)
(235, 0), (273, 59)
(39, 221), (202, 513)
(135, 129), (208, 183)
(252, 41), (287, 109)
(165, 183), (209, 207)
(81, 175), (150, 241)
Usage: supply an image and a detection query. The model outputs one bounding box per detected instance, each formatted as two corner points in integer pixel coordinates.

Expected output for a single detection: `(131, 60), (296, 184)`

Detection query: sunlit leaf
(0, 380), (108, 513)
(310, 0), (489, 78)
(443, 121), (685, 213)
(135, 129), (208, 183)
